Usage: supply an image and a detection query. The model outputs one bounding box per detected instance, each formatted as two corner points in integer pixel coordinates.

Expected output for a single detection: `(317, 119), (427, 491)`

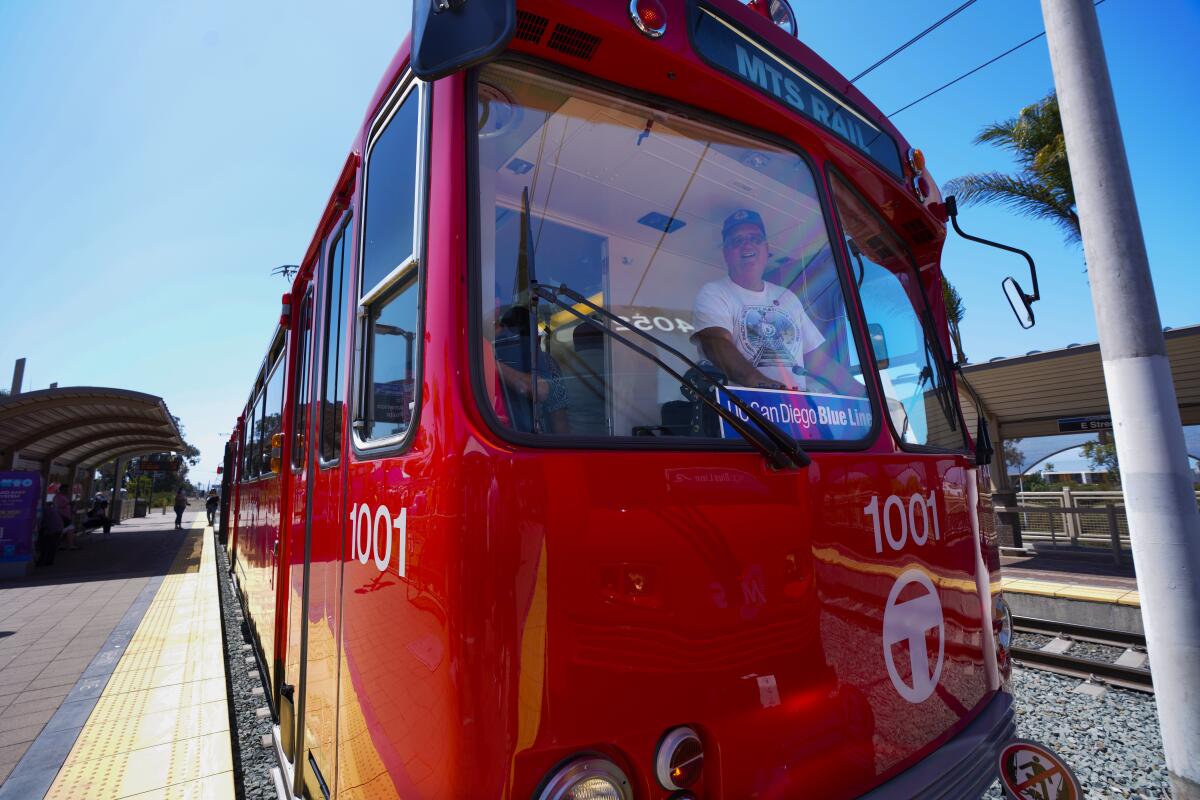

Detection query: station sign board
(0, 471), (41, 566)
(1056, 415), (1112, 433)
(137, 456), (181, 472)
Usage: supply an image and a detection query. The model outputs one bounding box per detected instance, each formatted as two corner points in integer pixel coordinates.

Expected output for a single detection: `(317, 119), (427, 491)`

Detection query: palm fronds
(943, 92), (1080, 244)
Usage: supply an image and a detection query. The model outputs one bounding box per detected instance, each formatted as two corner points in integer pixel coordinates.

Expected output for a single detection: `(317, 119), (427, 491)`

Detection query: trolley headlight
(993, 594), (1013, 666)
(536, 756), (632, 800)
(655, 726), (704, 790)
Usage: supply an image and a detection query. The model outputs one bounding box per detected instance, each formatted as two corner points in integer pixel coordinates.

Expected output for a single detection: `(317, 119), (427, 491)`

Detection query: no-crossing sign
(998, 739), (1082, 800)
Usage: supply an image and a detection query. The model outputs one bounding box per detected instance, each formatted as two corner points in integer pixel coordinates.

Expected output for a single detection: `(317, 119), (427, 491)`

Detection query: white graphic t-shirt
(691, 277), (825, 389)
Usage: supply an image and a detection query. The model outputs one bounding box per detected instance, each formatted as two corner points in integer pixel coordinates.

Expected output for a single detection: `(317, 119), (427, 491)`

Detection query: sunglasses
(724, 233), (766, 249)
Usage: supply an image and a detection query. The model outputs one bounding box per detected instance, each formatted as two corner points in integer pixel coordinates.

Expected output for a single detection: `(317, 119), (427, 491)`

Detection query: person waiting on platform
(173, 487), (187, 530)
(205, 489), (220, 527)
(53, 484), (79, 551)
(691, 209), (852, 394)
(37, 498), (64, 566)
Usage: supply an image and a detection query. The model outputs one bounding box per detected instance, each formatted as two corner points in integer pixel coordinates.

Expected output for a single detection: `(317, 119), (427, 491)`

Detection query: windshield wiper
(515, 186), (543, 432)
(531, 282), (810, 470)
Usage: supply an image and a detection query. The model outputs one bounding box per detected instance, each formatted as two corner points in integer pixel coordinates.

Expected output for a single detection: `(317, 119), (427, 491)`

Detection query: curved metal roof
(0, 386), (185, 470)
(958, 323), (1200, 439)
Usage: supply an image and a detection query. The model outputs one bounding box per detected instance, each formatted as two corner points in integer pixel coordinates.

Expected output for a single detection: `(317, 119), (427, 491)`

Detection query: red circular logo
(998, 739), (1082, 800)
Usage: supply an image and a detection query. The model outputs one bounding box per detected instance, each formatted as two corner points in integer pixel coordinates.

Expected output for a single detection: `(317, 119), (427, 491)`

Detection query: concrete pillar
(1044, 1), (1200, 794)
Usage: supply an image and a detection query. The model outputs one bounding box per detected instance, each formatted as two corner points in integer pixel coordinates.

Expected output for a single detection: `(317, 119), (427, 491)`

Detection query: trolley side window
(828, 174), (967, 450)
(473, 64), (874, 445)
(246, 390), (262, 478)
(356, 82), (424, 444)
(242, 404), (256, 479)
(260, 351), (285, 474)
(291, 292), (314, 468)
(320, 219), (352, 463)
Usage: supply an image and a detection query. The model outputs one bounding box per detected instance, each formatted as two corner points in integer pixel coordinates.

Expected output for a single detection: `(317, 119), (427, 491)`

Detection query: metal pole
(10, 358), (24, 396)
(1042, 2), (1200, 795)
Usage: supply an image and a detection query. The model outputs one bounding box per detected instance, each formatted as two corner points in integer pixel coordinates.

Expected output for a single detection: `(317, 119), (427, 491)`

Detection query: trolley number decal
(349, 502), (407, 576)
(863, 491), (941, 553)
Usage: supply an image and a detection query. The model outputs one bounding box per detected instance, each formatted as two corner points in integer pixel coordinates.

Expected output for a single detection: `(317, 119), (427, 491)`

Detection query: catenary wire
(850, 0), (980, 84)
(888, 0), (1108, 118)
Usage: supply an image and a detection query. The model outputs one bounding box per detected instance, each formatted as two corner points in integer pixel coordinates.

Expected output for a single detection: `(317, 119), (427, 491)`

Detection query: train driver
(691, 209), (849, 393)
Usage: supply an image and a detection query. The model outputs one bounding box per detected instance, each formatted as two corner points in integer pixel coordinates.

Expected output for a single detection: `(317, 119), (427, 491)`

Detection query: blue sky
(1, 0), (1196, 484)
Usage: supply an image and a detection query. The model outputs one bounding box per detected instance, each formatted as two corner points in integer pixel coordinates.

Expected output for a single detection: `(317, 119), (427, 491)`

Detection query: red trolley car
(224, 2), (1016, 797)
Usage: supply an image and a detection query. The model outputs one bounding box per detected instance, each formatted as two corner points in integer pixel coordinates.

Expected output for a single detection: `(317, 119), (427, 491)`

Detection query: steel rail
(1010, 646), (1154, 693)
(1013, 615), (1146, 649)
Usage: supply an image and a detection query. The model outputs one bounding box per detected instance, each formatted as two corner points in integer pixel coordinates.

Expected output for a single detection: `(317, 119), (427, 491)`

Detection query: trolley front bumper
(859, 689), (1015, 800)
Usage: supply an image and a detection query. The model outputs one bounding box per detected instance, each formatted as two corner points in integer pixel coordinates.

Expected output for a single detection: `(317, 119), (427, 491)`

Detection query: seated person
(691, 209), (855, 394)
(84, 492), (113, 535)
(492, 305), (570, 434)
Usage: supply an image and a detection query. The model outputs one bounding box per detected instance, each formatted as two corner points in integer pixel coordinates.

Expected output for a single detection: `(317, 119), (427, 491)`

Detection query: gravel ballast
(983, 667), (1170, 798)
(216, 538), (281, 799)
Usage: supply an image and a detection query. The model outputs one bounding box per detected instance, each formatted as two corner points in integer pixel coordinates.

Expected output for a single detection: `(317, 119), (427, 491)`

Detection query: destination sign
(1057, 415), (1112, 433)
(718, 386), (873, 442)
(691, 3), (904, 179)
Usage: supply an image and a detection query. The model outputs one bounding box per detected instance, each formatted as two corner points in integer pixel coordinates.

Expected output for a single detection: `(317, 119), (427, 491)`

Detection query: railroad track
(1010, 616), (1154, 693)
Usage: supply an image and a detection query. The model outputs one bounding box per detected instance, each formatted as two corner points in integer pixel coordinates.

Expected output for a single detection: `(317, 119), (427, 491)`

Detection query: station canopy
(957, 323), (1200, 441)
(0, 387), (184, 473)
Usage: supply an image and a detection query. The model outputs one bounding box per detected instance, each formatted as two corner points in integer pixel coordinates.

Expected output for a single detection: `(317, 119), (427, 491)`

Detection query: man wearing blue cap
(691, 209), (826, 391)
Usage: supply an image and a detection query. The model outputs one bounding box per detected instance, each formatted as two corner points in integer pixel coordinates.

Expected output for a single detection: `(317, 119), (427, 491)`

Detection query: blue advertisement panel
(0, 471), (41, 564)
(718, 387), (873, 442)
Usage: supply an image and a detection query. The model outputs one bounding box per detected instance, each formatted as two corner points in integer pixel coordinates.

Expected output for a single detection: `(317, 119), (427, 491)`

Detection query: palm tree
(943, 93), (1080, 244)
(942, 276), (966, 364)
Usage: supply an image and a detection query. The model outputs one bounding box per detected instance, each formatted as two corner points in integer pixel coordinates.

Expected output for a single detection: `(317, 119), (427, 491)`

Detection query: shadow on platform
(0, 510), (205, 589)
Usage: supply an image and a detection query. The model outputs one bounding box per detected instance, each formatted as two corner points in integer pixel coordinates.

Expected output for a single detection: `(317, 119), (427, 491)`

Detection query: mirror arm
(945, 195), (1040, 303)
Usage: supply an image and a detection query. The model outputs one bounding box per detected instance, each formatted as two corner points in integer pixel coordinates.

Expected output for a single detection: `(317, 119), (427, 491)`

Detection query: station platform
(0, 509), (235, 800)
(1000, 549), (1143, 633)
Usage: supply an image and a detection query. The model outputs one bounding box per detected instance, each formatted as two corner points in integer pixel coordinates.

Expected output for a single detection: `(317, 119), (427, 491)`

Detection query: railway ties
(1010, 615), (1154, 695)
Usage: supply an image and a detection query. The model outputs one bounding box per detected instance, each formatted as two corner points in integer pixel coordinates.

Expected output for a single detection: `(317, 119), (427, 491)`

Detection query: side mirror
(975, 416), (995, 467)
(868, 323), (889, 369)
(945, 195), (1041, 329)
(1002, 276), (1035, 329)
(411, 0), (516, 81)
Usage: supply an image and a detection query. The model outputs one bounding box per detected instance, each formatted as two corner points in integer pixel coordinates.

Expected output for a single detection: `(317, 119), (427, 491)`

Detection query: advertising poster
(718, 386), (873, 442)
(0, 471), (41, 564)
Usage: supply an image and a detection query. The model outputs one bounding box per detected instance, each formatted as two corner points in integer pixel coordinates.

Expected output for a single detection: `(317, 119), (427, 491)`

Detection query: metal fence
(1006, 489), (1200, 564)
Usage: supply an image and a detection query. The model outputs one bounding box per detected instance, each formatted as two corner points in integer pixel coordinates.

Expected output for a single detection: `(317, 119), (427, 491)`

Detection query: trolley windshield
(474, 63), (873, 444)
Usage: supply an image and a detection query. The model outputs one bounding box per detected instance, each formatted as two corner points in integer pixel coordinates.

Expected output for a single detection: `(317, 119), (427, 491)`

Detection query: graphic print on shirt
(741, 304), (802, 371)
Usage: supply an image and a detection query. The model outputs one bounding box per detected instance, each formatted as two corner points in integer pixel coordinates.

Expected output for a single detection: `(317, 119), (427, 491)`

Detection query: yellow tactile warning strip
(44, 516), (235, 800)
(1000, 575), (1141, 607)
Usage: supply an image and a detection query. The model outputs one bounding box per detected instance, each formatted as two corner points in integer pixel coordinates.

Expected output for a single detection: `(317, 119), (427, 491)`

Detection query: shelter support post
(989, 417), (1023, 549)
(1044, 1), (1200, 795)
(110, 456), (128, 521)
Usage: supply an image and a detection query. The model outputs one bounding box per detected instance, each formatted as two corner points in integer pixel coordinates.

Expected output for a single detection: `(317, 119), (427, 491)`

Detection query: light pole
(1042, 2), (1200, 796)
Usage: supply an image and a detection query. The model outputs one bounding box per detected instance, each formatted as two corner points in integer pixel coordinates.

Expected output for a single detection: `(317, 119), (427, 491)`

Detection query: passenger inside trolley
(691, 207), (858, 395)
(477, 63), (872, 441)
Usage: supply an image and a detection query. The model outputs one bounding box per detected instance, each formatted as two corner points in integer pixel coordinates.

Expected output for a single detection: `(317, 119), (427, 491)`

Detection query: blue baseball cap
(721, 208), (766, 241)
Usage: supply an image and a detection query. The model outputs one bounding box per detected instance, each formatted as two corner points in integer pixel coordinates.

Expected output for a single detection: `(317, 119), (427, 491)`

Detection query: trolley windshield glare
(223, 3), (1015, 799)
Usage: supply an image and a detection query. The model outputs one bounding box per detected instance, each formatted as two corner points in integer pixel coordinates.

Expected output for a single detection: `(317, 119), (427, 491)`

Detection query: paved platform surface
(1001, 551), (1140, 606)
(0, 507), (233, 799)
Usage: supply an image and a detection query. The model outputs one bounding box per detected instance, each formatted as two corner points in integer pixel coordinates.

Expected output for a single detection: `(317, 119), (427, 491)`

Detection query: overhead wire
(887, 0), (1108, 118)
(849, 0), (980, 84)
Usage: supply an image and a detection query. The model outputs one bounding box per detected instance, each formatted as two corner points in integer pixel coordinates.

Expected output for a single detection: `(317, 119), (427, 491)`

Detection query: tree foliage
(1081, 438), (1120, 485)
(943, 93), (1080, 245)
(1003, 437), (1025, 472)
(942, 276), (966, 364)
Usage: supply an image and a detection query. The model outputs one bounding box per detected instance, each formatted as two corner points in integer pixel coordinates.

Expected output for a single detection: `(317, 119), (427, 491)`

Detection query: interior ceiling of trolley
(482, 66), (835, 312)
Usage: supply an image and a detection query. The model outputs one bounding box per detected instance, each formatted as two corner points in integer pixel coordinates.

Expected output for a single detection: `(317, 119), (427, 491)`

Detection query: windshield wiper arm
(517, 186), (542, 432)
(532, 282), (810, 470)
